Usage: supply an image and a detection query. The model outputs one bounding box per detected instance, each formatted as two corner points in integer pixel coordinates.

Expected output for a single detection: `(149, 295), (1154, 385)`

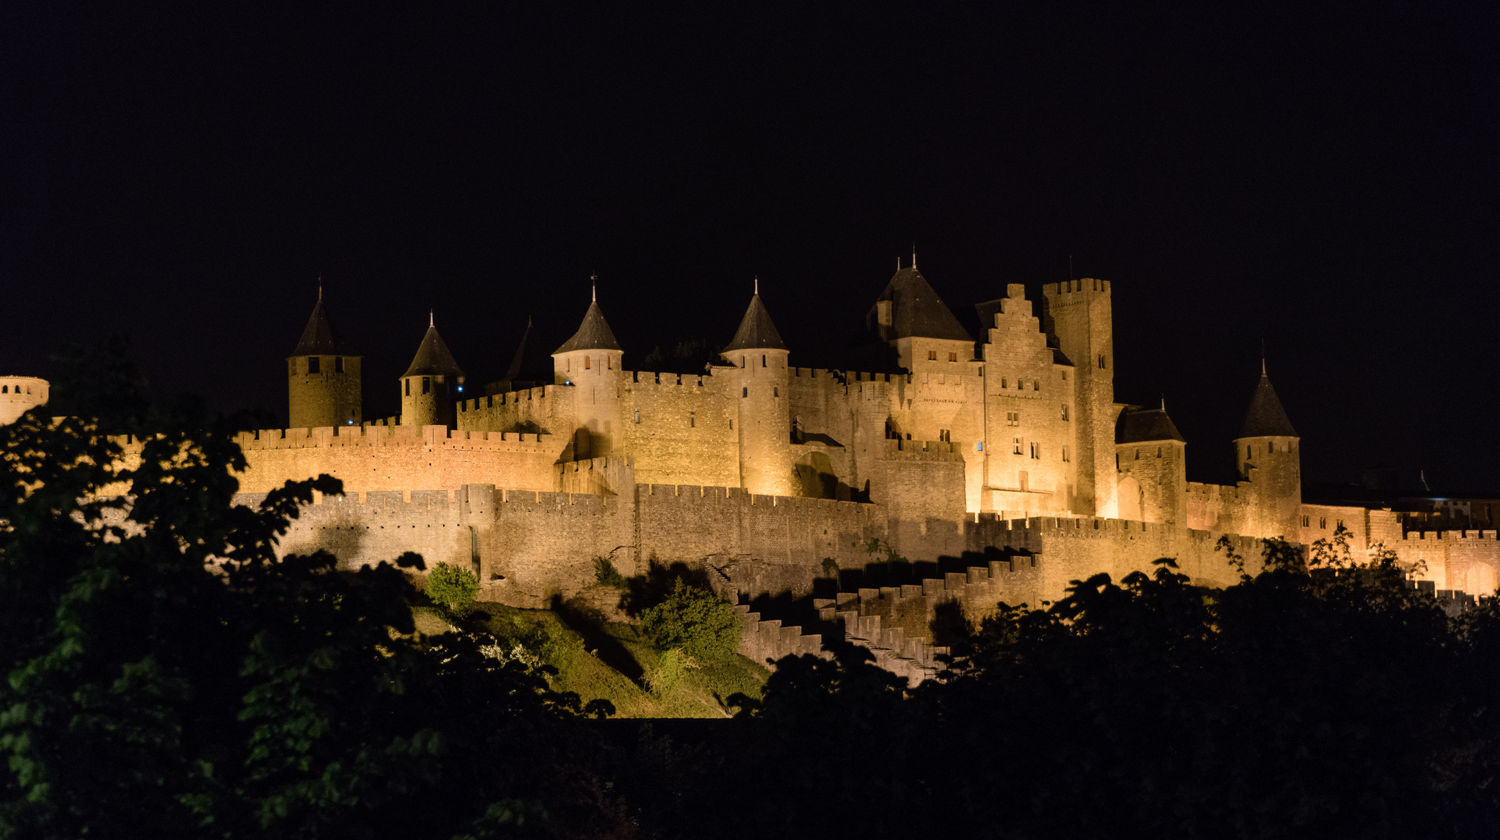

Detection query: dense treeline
(3, 350), (1495, 838)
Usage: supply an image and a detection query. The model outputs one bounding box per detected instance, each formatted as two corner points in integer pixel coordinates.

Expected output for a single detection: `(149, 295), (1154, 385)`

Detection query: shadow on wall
(279, 522), (369, 572)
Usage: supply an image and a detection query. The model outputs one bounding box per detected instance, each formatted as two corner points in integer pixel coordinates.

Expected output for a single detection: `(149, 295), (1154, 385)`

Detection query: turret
(724, 280), (794, 496)
(287, 285), (362, 428)
(399, 312), (464, 428)
(1234, 362), (1301, 540)
(1041, 277), (1117, 517)
(552, 283), (624, 459)
(1115, 401), (1187, 525)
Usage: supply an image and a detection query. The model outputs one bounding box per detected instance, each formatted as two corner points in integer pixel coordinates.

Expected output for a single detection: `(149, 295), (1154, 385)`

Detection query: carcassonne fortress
(7, 260), (1495, 675)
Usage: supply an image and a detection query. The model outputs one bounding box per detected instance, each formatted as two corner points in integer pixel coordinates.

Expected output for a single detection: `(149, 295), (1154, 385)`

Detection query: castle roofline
(723, 292), (787, 352)
(290, 288), (356, 356)
(554, 300), (622, 354)
(1116, 405), (1185, 444)
(872, 266), (972, 342)
(1237, 373), (1298, 438)
(402, 317), (464, 378)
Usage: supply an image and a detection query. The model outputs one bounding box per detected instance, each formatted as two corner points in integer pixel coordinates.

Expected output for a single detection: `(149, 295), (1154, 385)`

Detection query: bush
(646, 648), (689, 694)
(640, 579), (741, 661)
(426, 562), (480, 614)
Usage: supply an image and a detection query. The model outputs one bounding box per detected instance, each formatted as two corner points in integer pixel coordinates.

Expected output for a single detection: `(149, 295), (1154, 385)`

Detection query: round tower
(723, 281), (794, 497)
(400, 312), (464, 428)
(287, 285), (362, 428)
(1234, 362), (1302, 540)
(0, 376), (49, 426)
(551, 283), (624, 459)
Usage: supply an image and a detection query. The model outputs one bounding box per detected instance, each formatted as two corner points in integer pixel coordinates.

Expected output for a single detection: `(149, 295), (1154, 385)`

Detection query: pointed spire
(1238, 368), (1297, 438)
(403, 312), (464, 378)
(1260, 337), (1267, 376)
(555, 284), (621, 353)
(875, 261), (971, 341)
(590, 273), (598, 303)
(1161, 394), (1166, 412)
(291, 283), (352, 356)
(724, 285), (787, 352)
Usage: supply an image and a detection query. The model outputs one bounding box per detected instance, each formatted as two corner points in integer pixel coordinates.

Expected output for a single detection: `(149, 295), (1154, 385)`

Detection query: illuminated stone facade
(233, 262), (1500, 605)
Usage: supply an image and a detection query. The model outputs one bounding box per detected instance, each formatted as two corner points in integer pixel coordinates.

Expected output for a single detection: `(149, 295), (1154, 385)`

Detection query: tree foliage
(0, 350), (627, 839)
(427, 561), (481, 614)
(639, 580), (740, 662)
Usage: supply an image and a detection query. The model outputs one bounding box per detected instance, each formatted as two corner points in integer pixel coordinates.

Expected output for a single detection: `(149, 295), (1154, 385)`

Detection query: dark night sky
(3, 3), (1497, 491)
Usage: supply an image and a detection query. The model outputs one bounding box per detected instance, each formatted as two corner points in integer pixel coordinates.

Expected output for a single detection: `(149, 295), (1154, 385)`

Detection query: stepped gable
(1238, 371), (1297, 438)
(723, 291), (786, 352)
(290, 287), (354, 356)
(1116, 405), (1185, 443)
(873, 266), (971, 341)
(554, 300), (621, 353)
(403, 315), (464, 378)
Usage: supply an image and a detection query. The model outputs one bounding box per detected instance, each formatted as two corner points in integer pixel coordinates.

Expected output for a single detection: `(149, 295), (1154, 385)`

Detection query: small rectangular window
(1001, 378), (1008, 388)
(1062, 445), (1070, 463)
(307, 357), (320, 374)
(404, 380), (410, 396)
(948, 352), (957, 362)
(762, 354), (768, 367)
(585, 356), (590, 370)
(335, 357), (344, 373)
(1013, 437), (1023, 455)
(1033, 380), (1040, 390)
(422, 377), (431, 395)
(1030, 442), (1040, 459)
(1320, 517), (1327, 529)
(1060, 405), (1069, 421)
(928, 350), (937, 361)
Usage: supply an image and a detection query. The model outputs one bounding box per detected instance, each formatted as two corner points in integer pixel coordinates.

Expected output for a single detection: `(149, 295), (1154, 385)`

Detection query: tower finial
(429, 309), (434, 328)
(1260, 337), (1267, 376)
(317, 274), (323, 302)
(754, 275), (759, 295)
(912, 242), (917, 272)
(590, 273), (597, 303)
(1161, 394), (1166, 412)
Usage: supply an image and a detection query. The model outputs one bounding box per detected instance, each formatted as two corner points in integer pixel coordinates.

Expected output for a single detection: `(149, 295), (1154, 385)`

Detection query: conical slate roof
(1238, 373), (1297, 438)
(723, 293), (786, 352)
(402, 316), (464, 378)
(290, 289), (354, 356)
(872, 266), (971, 341)
(555, 300), (621, 354)
(503, 315), (535, 382)
(1117, 406), (1186, 444)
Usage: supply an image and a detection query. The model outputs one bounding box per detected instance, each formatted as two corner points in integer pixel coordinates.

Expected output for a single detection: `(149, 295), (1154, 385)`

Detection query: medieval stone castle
(6, 261), (1495, 672)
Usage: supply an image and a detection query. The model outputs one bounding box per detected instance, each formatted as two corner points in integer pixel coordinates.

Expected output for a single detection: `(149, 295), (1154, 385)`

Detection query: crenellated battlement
(879, 438), (963, 461)
(1045, 277), (1111, 296)
(626, 370), (711, 387)
(235, 425), (554, 452)
(457, 383), (557, 414)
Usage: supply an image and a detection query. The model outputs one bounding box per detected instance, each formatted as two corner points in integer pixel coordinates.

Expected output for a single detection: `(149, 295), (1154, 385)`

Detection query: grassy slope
(413, 603), (769, 719)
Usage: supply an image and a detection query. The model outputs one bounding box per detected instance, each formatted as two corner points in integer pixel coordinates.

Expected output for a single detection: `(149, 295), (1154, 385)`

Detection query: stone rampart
(234, 425), (559, 495)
